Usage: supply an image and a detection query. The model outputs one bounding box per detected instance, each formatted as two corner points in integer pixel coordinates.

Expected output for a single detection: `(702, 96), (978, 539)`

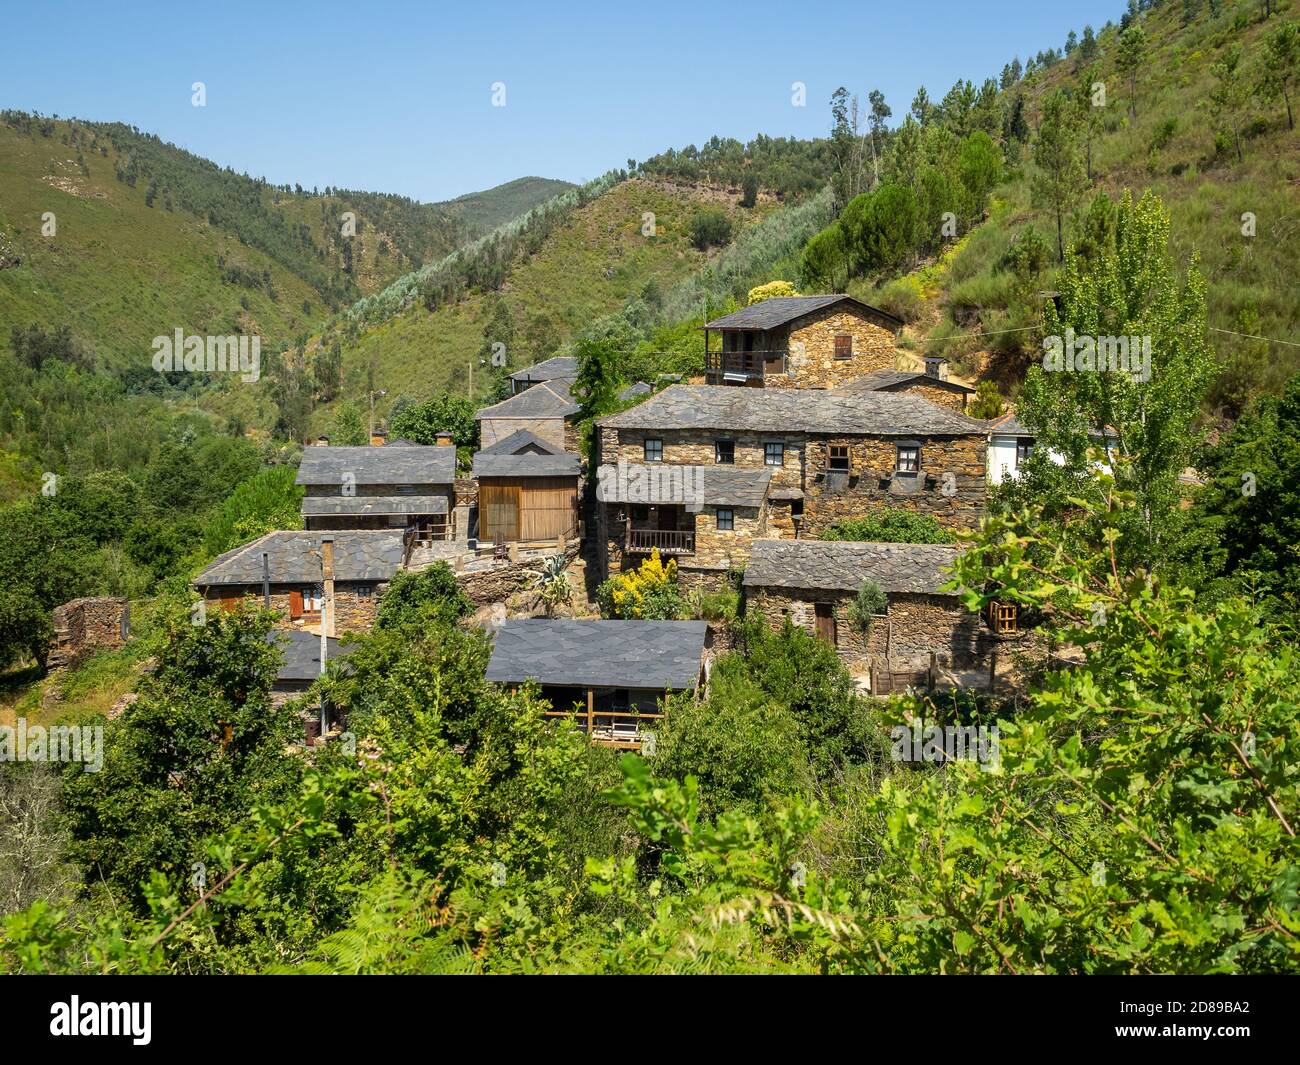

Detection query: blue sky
(2, 0), (1124, 203)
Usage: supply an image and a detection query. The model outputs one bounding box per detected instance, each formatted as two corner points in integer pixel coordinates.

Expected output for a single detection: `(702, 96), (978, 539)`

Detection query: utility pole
(368, 389), (387, 441)
(319, 535), (334, 742)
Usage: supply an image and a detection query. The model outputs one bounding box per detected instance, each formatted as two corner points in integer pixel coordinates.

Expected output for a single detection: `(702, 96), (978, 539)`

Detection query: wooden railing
(544, 709), (665, 750)
(704, 350), (787, 378)
(626, 528), (695, 555)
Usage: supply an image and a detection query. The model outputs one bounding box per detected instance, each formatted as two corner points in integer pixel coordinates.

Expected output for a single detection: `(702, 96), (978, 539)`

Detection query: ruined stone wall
(47, 597), (129, 670)
(746, 587), (991, 671)
(802, 433), (987, 533)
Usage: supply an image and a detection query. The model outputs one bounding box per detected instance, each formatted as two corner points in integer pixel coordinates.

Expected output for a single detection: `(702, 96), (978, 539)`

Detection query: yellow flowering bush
(598, 549), (683, 619)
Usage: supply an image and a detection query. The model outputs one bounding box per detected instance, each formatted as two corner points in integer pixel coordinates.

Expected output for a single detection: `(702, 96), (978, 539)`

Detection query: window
(716, 508), (734, 531)
(301, 585), (323, 614)
(1016, 437), (1036, 466)
(715, 439), (735, 464)
(896, 444), (921, 474)
(764, 441), (785, 467)
(643, 438), (663, 463)
(834, 334), (853, 360)
(828, 444), (851, 472)
(990, 601), (1019, 634)
(355, 584), (374, 600)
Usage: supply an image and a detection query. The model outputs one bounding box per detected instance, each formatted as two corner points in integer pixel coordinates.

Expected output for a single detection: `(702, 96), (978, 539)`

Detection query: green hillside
(438, 175), (577, 234)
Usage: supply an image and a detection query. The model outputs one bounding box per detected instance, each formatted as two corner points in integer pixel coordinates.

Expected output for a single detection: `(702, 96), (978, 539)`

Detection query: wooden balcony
(626, 528), (695, 555)
(704, 349), (787, 381)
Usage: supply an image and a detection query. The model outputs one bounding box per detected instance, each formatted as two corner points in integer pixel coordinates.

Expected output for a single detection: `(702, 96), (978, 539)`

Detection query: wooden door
(479, 481), (520, 542)
(814, 602), (836, 644)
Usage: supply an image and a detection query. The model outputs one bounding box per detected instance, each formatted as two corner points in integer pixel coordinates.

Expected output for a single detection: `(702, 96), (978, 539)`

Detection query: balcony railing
(704, 350), (787, 379)
(626, 528), (695, 555)
(544, 709), (665, 750)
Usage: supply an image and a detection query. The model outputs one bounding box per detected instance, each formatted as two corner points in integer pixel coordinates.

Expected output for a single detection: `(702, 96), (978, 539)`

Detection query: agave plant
(530, 554), (573, 617)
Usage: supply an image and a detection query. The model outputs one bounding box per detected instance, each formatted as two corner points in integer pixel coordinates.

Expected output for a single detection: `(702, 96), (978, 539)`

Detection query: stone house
(986, 411), (1119, 486)
(297, 439), (456, 545)
(485, 619), (708, 750)
(833, 356), (976, 413)
(471, 430), (582, 544)
(742, 539), (993, 680)
(475, 379), (582, 452)
(594, 384), (988, 585)
(507, 355), (577, 394)
(703, 294), (903, 389)
(194, 529), (407, 636)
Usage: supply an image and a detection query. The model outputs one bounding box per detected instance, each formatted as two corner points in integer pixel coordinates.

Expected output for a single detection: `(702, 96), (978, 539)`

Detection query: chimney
(369, 426), (388, 447)
(924, 356), (947, 380)
(435, 431), (454, 447)
(315, 434), (330, 446)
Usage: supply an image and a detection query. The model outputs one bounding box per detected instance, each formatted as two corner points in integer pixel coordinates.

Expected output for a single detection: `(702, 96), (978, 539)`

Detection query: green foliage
(846, 578), (887, 633)
(820, 508), (957, 544)
(688, 207), (733, 251)
(1031, 90), (1087, 262)
(329, 401), (368, 446)
(202, 466), (303, 557)
(800, 223), (849, 290)
(596, 550), (683, 621)
(388, 392), (479, 449)
(969, 380), (1005, 420)
(375, 563), (471, 632)
(572, 334), (623, 420)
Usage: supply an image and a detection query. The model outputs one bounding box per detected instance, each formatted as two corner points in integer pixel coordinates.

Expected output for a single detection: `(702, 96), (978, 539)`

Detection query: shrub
(375, 563), (471, 631)
(596, 549), (683, 619)
(847, 578), (887, 633)
(746, 280), (797, 304)
(820, 509), (956, 544)
(969, 379), (1005, 420)
(688, 207), (733, 251)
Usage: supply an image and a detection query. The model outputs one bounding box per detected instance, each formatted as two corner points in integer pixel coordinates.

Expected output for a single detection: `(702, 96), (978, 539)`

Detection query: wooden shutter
(289, 590), (304, 618)
(834, 334), (852, 359)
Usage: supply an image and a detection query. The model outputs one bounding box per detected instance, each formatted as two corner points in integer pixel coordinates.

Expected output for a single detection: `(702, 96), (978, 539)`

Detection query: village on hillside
(53, 292), (1069, 750)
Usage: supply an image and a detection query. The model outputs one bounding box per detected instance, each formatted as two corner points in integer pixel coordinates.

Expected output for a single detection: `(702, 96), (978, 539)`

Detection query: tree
(1257, 21), (1298, 131)
(478, 294), (517, 401)
(747, 280), (798, 304)
(202, 466), (303, 557)
(800, 223), (849, 291)
(314, 341), (342, 401)
(1210, 44), (1251, 163)
(867, 89), (892, 187)
(572, 335), (622, 420)
(688, 207), (732, 250)
(1031, 91), (1088, 262)
(1015, 191), (1216, 570)
(840, 184), (920, 274)
(846, 578), (887, 633)
(1074, 66), (1104, 180)
(330, 400), (368, 446)
(910, 86), (932, 126)
(388, 392), (479, 449)
(739, 173), (758, 208)
(1115, 25), (1147, 120)
(969, 379), (1005, 420)
(956, 131), (1002, 224)
(1078, 25), (1098, 64)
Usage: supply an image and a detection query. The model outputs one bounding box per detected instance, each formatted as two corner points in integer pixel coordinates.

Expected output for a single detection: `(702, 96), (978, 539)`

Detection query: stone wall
(879, 379), (970, 413)
(746, 587), (992, 671)
(47, 597), (129, 670)
(802, 433), (987, 533)
(302, 483), (452, 499)
(775, 307), (899, 389)
(600, 426), (805, 490)
(204, 584), (381, 635)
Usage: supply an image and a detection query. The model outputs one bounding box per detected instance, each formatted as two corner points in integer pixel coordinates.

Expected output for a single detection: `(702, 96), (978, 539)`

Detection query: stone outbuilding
(833, 357), (976, 413)
(475, 379), (582, 452)
(742, 539), (994, 684)
(194, 529), (407, 635)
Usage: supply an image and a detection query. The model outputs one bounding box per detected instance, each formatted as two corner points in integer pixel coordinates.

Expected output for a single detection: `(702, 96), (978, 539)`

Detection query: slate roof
(269, 629), (353, 682)
(296, 444), (455, 487)
(836, 370), (976, 395)
(619, 382), (653, 401)
(742, 539), (962, 595)
(472, 429), (582, 478)
(195, 530), (405, 586)
(989, 411), (1032, 436)
(485, 620), (708, 690)
(300, 495), (448, 518)
(476, 380), (580, 420)
(704, 295), (902, 331)
(598, 384), (986, 436)
(509, 356), (578, 384)
(595, 463), (771, 508)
